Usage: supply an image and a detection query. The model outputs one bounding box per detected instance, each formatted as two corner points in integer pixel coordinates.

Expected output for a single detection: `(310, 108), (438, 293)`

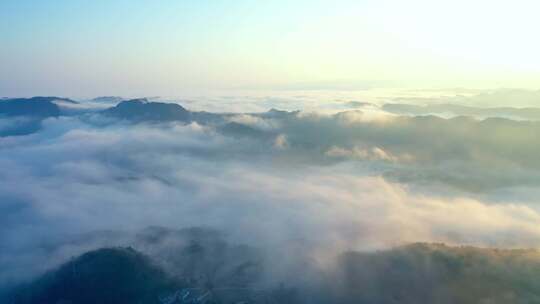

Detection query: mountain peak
(0, 97), (62, 117)
(103, 100), (191, 122)
(8, 247), (177, 304)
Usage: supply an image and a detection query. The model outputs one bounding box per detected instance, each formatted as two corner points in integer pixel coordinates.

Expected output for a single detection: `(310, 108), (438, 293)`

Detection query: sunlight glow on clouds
(3, 115), (540, 286)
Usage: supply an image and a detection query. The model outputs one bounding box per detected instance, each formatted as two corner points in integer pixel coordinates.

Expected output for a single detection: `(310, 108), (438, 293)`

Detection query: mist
(2, 95), (540, 303)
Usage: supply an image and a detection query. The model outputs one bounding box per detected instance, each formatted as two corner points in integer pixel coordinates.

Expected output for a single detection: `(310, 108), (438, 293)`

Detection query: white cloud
(326, 146), (413, 163)
(273, 134), (288, 150)
(228, 114), (279, 131)
(2, 103), (540, 289)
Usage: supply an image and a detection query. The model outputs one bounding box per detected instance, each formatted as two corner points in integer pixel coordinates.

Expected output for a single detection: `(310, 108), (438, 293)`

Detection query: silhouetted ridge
(103, 99), (192, 122)
(334, 243), (540, 304)
(0, 97), (66, 117)
(10, 247), (178, 304)
(5, 242), (540, 304)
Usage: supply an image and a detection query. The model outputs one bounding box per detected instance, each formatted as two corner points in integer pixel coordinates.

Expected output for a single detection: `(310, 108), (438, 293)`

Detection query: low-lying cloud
(1, 96), (540, 303)
(1, 108), (540, 284)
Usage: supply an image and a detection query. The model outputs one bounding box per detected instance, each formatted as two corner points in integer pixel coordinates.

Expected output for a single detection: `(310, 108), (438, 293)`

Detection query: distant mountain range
(383, 103), (540, 120)
(3, 96), (540, 143)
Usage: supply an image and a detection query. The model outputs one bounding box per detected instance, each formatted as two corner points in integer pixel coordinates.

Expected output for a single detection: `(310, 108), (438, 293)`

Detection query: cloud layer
(1, 96), (540, 300)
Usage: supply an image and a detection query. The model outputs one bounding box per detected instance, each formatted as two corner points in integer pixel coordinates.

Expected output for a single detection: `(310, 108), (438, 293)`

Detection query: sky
(1, 0), (540, 97)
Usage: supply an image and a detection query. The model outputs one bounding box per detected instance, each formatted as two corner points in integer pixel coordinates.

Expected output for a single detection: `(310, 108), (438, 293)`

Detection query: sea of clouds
(1, 90), (540, 295)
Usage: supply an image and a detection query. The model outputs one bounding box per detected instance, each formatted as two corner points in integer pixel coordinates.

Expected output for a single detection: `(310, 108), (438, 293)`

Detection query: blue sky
(1, 0), (539, 97)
